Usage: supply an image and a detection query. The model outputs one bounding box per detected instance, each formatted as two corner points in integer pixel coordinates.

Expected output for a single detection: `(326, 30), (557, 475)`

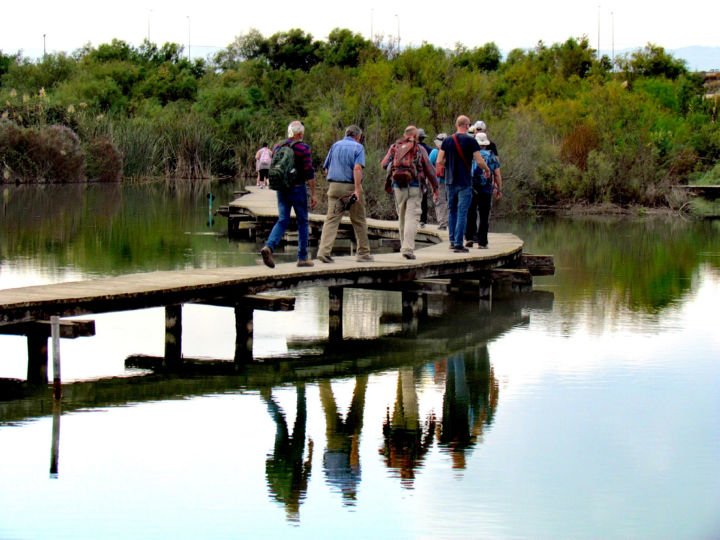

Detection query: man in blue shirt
(317, 125), (373, 263)
(436, 115), (491, 253)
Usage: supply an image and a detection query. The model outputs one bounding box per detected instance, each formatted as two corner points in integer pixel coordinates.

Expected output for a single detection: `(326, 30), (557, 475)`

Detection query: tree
(617, 44), (687, 80)
(265, 29), (322, 71)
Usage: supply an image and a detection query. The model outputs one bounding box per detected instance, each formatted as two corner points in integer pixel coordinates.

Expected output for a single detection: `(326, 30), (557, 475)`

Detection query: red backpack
(390, 138), (418, 187)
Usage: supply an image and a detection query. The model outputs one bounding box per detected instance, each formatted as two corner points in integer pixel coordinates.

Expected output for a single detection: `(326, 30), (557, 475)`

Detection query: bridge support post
(402, 291), (426, 336)
(27, 329), (49, 384)
(234, 305), (254, 362)
(164, 305), (183, 366)
(328, 287), (343, 342)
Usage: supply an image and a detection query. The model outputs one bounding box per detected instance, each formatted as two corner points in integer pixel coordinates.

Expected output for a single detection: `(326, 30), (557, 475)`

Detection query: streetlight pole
(43, 34), (46, 59)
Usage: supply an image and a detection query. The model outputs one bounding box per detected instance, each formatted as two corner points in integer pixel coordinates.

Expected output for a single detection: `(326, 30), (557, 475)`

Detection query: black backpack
(268, 141), (299, 191)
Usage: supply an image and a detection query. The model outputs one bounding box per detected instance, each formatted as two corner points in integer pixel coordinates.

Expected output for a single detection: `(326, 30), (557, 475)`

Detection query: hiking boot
(356, 254), (374, 262)
(402, 252), (416, 260)
(465, 241), (474, 248)
(297, 260), (314, 267)
(317, 254), (334, 264)
(478, 244), (488, 249)
(453, 245), (469, 253)
(260, 246), (275, 268)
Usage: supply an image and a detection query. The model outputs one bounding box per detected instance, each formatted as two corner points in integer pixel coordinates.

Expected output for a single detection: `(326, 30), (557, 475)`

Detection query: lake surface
(1, 182), (719, 539)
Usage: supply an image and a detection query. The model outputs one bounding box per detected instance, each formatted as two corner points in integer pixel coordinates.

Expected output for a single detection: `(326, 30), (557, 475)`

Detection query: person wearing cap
(381, 125), (439, 260)
(428, 133), (448, 230)
(466, 131), (502, 249)
(417, 128), (434, 228)
(436, 115), (491, 253)
(473, 120), (499, 157)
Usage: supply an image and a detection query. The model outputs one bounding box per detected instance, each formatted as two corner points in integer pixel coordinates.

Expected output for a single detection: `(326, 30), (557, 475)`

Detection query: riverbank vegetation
(1, 30), (718, 216)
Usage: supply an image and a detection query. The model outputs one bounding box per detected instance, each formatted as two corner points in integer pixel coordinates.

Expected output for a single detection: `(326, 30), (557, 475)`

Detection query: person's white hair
(288, 120), (305, 137)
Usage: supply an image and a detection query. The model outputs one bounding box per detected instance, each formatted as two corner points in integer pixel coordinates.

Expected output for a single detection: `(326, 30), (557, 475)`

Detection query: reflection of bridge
(0, 187), (553, 386)
(0, 293), (551, 426)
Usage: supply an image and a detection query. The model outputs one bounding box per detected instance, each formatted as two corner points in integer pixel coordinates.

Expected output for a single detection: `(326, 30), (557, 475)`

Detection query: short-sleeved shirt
(428, 148), (444, 183)
(324, 136), (365, 183)
(273, 138), (315, 183)
(440, 133), (480, 187)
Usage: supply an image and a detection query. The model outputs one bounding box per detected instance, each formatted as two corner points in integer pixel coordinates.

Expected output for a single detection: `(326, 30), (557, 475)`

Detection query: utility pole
(43, 34), (46, 59)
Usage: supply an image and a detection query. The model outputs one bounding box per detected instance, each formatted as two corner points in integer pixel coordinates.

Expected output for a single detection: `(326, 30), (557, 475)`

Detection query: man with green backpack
(260, 120), (317, 268)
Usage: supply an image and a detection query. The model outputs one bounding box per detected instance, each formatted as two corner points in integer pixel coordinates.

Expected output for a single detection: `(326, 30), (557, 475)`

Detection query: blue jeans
(265, 184), (310, 261)
(446, 183), (472, 247)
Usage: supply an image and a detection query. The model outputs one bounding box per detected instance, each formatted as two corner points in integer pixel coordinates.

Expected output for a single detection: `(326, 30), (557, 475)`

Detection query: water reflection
(261, 383), (312, 522)
(380, 367), (436, 488)
(319, 375), (367, 506)
(438, 346), (498, 470)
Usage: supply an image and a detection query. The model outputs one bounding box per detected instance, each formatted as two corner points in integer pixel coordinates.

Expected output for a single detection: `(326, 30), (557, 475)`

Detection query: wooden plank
(519, 254), (555, 276)
(0, 319), (96, 339)
(490, 268), (533, 285)
(197, 294), (296, 311)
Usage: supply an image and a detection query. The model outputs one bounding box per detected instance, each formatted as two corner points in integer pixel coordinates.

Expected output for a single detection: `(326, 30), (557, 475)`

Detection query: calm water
(0, 183), (719, 539)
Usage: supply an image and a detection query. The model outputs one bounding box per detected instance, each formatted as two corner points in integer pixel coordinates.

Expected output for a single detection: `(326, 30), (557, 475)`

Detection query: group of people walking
(258, 115), (502, 268)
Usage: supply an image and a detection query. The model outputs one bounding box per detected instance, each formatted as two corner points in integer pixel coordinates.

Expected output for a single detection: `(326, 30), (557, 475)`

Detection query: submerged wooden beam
(519, 254), (555, 276)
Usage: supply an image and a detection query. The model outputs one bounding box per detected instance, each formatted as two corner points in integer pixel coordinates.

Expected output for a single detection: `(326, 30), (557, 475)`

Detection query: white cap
(475, 132), (491, 146)
(474, 120), (486, 131)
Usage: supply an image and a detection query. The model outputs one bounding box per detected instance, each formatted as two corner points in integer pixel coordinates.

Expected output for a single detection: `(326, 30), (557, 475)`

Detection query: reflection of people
(438, 346), (499, 469)
(261, 383), (313, 522)
(319, 375), (367, 505)
(380, 368), (436, 488)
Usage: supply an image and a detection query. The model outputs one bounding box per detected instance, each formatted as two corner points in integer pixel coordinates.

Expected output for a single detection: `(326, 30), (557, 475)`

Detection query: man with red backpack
(381, 126), (439, 260)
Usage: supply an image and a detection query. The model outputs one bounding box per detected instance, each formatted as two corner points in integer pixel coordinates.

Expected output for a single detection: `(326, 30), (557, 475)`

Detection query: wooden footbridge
(0, 187), (553, 386)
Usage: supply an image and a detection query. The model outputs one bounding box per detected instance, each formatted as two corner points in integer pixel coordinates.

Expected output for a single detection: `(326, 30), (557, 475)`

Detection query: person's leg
(393, 186), (409, 251)
(291, 184), (310, 261)
(317, 182), (346, 259)
(403, 186), (422, 255)
(420, 189), (428, 226)
(436, 183), (448, 229)
(265, 191), (291, 252)
(465, 188), (479, 245)
(349, 186), (371, 257)
(454, 185), (472, 248)
(477, 191), (493, 247)
(446, 183), (458, 247)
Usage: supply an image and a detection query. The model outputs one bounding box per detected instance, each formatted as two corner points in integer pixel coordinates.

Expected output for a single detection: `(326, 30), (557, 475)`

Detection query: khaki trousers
(317, 181), (371, 257)
(393, 185), (422, 255)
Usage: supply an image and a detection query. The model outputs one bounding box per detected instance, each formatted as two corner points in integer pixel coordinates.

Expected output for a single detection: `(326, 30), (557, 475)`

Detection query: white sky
(2, 0), (718, 59)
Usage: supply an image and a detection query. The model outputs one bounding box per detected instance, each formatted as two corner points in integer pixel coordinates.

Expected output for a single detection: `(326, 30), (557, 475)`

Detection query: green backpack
(268, 141), (299, 192)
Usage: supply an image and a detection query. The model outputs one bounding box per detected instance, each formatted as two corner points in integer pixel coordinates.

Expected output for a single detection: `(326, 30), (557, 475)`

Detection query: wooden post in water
(50, 398), (61, 478)
(328, 287), (344, 342)
(234, 305), (254, 362)
(164, 305), (183, 366)
(27, 328), (49, 384)
(51, 316), (62, 399)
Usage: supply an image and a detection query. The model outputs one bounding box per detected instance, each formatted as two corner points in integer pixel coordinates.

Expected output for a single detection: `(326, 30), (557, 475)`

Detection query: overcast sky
(3, 0), (718, 59)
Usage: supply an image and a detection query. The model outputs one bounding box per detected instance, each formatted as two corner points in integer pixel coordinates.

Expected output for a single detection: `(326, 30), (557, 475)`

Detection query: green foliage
(0, 30), (716, 212)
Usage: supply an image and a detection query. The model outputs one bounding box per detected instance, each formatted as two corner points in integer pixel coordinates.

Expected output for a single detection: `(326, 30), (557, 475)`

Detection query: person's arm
(473, 150), (491, 178)
(493, 168), (503, 200)
(308, 178), (317, 208)
(381, 146), (394, 169)
(353, 164), (363, 198)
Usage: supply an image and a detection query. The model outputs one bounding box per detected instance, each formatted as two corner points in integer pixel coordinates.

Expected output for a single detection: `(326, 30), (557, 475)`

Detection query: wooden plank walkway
(0, 185), (527, 326)
(221, 186), (440, 243)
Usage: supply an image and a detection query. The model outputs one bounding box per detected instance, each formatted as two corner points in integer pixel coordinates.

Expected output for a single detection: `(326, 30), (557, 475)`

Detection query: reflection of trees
(261, 383), (312, 522)
(319, 375), (367, 506)
(380, 367), (436, 488)
(438, 345), (499, 469)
